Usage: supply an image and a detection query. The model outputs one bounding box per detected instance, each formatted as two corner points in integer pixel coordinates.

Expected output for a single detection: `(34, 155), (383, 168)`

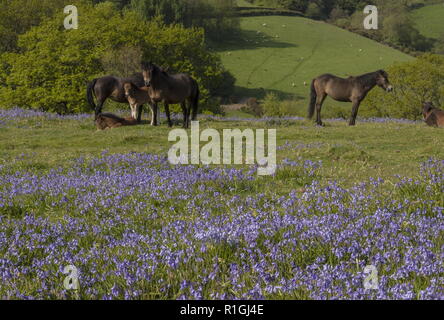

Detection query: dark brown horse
(308, 70), (393, 126)
(95, 113), (138, 130)
(86, 73), (146, 122)
(423, 102), (444, 128)
(141, 62), (199, 128)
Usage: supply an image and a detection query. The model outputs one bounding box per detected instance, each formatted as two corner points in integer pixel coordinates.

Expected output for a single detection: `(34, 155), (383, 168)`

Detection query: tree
(101, 46), (143, 77)
(434, 33), (444, 55)
(0, 0), (69, 53)
(130, 0), (239, 41)
(306, 2), (322, 19)
(0, 2), (234, 114)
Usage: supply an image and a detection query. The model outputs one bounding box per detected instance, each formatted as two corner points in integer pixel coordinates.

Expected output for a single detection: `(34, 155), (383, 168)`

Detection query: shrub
(261, 93), (300, 117)
(0, 2), (233, 114)
(129, 0), (240, 41)
(261, 92), (282, 116)
(306, 2), (322, 19)
(362, 54), (444, 120)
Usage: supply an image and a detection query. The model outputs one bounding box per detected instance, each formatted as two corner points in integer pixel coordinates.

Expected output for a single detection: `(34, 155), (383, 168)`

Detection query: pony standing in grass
(86, 73), (146, 122)
(308, 70), (393, 126)
(141, 62), (199, 128)
(123, 82), (159, 126)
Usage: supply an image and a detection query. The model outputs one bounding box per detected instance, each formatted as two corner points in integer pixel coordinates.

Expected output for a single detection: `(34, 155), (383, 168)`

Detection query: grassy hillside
(213, 16), (413, 110)
(412, 3), (444, 39)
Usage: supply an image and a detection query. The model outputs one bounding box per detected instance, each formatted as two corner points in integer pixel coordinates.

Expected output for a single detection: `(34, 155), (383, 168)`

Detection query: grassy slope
(412, 3), (444, 39)
(1, 117), (443, 188)
(213, 16), (412, 110)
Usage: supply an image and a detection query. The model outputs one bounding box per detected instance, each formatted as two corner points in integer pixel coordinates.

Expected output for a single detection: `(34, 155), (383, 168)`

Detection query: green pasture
(212, 15), (413, 110)
(1, 115), (442, 189)
(412, 3), (444, 39)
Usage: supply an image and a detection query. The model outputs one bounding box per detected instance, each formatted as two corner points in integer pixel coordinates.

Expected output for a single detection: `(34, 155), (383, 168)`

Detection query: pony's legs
(186, 103), (191, 129)
(349, 100), (361, 126)
(95, 98), (106, 119)
(148, 103), (155, 126)
(130, 103), (138, 120)
(165, 103), (172, 127)
(181, 102), (188, 128)
(137, 104), (143, 123)
(187, 98), (194, 123)
(152, 103), (158, 126)
(187, 104), (191, 128)
(315, 94), (327, 126)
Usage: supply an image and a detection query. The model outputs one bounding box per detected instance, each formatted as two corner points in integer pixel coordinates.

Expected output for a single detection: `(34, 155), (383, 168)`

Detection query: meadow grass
(0, 110), (443, 299)
(1, 113), (442, 185)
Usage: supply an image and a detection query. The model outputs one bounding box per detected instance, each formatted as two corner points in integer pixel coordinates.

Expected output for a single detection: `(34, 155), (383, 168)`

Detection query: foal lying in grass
(423, 102), (444, 128)
(95, 113), (138, 130)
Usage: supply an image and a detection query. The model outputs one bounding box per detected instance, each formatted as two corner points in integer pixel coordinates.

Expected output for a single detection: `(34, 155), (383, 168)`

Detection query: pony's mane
(153, 64), (170, 76)
(141, 61), (151, 70)
(423, 102), (435, 113)
(142, 62), (169, 76)
(356, 70), (382, 87)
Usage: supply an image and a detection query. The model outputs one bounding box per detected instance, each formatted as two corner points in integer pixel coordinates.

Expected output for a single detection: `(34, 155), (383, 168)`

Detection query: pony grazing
(86, 73), (146, 122)
(141, 62), (199, 128)
(308, 70), (393, 126)
(95, 113), (138, 130)
(123, 82), (157, 125)
(423, 102), (444, 128)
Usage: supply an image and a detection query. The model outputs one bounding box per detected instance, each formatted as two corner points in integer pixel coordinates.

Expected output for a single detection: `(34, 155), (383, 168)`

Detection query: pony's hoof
(316, 122), (324, 127)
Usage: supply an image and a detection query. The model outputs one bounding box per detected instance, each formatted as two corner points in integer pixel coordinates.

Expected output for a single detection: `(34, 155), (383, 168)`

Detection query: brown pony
(423, 102), (444, 128)
(141, 62), (199, 128)
(86, 73), (146, 122)
(123, 82), (158, 126)
(308, 70), (393, 126)
(95, 113), (138, 130)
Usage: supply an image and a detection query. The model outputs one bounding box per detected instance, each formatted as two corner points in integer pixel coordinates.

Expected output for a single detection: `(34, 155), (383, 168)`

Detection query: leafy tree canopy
(0, 1), (234, 114)
(362, 54), (444, 120)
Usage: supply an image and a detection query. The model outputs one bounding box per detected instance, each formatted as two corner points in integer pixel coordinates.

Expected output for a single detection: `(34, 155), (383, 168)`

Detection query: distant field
(213, 16), (413, 110)
(412, 3), (444, 39)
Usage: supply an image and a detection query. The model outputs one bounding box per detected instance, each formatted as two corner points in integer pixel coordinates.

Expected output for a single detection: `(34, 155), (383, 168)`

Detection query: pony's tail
(86, 78), (97, 112)
(307, 79), (317, 119)
(191, 82), (199, 121)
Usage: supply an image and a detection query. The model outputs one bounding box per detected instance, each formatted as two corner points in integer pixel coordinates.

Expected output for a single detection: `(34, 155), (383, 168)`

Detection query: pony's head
(423, 101), (435, 119)
(375, 70), (393, 92)
(123, 82), (136, 98)
(141, 61), (157, 87)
